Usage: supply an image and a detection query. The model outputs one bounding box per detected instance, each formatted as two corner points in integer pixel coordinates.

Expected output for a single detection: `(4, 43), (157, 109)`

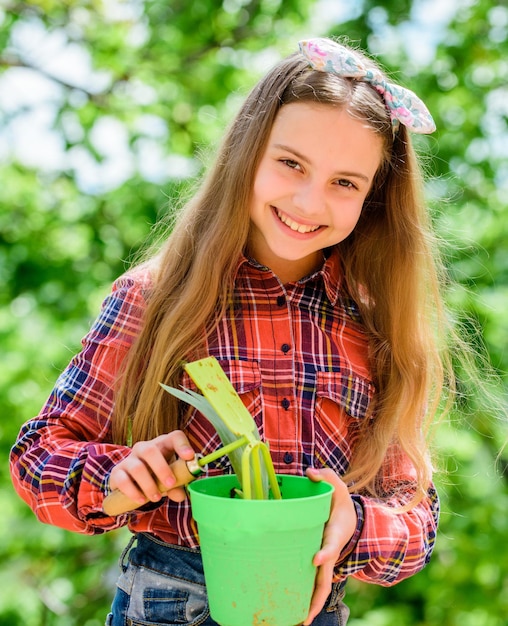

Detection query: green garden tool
(103, 356), (280, 516)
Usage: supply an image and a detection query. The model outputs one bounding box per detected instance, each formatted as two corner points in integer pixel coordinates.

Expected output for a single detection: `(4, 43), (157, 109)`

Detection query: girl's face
(248, 102), (384, 283)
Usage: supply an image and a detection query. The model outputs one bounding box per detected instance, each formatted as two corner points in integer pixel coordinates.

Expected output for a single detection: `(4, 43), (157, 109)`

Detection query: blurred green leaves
(1, 0), (507, 624)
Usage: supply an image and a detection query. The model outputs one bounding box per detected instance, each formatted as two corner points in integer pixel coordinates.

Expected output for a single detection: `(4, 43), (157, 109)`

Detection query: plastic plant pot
(188, 473), (334, 626)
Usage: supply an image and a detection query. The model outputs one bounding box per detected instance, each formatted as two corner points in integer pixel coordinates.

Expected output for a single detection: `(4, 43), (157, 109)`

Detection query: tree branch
(0, 52), (109, 103)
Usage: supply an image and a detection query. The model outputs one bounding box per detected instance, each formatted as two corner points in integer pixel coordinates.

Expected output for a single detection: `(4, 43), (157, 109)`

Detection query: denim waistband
(125, 533), (206, 586)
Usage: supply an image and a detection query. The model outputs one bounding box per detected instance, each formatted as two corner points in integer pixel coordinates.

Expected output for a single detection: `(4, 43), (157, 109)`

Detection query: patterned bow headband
(298, 38), (436, 134)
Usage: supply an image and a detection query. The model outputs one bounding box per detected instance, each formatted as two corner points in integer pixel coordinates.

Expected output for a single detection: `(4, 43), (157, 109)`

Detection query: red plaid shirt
(10, 249), (438, 585)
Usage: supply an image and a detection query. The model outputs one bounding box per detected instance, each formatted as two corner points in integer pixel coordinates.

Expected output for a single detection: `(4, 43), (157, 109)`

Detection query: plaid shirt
(10, 248), (438, 585)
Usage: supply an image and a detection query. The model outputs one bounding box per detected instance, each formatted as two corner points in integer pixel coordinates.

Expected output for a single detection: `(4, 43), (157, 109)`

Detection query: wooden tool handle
(103, 457), (201, 516)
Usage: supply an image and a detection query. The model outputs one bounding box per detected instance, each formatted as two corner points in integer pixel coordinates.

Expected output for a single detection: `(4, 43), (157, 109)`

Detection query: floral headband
(298, 38), (436, 134)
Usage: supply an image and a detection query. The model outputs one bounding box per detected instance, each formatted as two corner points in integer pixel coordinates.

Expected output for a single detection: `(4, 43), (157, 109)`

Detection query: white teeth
(276, 209), (320, 233)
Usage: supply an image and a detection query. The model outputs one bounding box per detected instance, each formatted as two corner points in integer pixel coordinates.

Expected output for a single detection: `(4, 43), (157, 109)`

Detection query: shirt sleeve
(335, 454), (439, 586)
(9, 272), (150, 534)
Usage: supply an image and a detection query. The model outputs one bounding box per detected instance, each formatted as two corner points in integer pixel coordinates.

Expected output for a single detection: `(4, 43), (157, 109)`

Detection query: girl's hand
(303, 467), (358, 625)
(108, 430), (196, 506)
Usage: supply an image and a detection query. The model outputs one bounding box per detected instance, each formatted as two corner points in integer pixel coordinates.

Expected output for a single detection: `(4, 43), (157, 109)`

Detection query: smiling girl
(248, 104), (383, 283)
(11, 37), (449, 625)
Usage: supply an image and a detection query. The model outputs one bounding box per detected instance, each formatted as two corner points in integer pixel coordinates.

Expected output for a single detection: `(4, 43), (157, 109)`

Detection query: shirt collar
(235, 247), (343, 306)
(316, 247), (343, 305)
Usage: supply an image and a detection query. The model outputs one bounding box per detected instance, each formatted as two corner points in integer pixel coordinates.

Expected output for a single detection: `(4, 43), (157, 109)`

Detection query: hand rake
(103, 356), (281, 516)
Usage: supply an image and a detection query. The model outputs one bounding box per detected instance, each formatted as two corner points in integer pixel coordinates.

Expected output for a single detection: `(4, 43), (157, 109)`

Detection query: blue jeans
(106, 533), (349, 625)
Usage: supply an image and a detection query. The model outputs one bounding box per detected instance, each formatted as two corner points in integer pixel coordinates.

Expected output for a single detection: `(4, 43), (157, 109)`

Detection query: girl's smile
(248, 102), (383, 283)
(274, 207), (322, 234)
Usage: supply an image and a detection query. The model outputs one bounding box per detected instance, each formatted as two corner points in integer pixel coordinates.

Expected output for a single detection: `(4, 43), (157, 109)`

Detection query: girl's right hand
(108, 430), (196, 506)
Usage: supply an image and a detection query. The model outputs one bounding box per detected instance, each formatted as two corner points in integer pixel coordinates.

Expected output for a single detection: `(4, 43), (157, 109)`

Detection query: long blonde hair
(113, 43), (453, 503)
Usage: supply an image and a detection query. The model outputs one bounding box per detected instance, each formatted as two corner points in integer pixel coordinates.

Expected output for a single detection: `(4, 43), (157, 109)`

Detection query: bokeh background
(1, 1), (507, 624)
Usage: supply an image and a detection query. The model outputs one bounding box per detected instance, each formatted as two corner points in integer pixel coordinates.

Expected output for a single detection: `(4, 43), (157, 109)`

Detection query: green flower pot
(188, 474), (334, 626)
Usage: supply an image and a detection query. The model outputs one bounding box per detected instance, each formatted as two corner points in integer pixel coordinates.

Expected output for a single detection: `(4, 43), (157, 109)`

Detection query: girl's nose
(292, 181), (325, 215)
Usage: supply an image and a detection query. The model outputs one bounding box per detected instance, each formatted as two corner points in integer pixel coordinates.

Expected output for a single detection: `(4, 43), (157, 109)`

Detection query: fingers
(313, 505), (349, 567)
(157, 430), (196, 462)
(303, 558), (335, 625)
(109, 430), (195, 505)
(303, 467), (358, 625)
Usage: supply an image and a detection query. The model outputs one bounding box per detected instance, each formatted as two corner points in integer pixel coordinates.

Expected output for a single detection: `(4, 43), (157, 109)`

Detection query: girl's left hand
(303, 467), (358, 625)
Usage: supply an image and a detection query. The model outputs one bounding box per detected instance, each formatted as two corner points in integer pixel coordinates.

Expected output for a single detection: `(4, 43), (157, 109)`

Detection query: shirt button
(281, 398), (290, 410)
(281, 343), (290, 354)
(283, 452), (294, 464)
(276, 295), (285, 306)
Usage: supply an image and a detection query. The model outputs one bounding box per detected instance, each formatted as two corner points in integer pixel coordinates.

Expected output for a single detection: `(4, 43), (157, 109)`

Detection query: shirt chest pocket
(316, 369), (374, 421)
(313, 370), (374, 472)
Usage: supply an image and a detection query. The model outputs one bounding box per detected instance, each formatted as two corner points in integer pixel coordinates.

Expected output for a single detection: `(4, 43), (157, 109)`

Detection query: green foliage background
(1, 1), (507, 624)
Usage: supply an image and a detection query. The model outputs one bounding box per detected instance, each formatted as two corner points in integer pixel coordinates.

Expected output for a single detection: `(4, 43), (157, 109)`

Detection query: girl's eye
(281, 159), (301, 170)
(336, 179), (356, 189)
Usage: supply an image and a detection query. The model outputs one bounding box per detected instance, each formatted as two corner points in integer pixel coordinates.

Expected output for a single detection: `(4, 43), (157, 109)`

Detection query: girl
(10, 37), (448, 625)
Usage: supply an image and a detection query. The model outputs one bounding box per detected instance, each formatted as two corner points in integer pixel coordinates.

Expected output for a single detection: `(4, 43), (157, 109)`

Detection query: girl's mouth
(274, 207), (321, 234)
